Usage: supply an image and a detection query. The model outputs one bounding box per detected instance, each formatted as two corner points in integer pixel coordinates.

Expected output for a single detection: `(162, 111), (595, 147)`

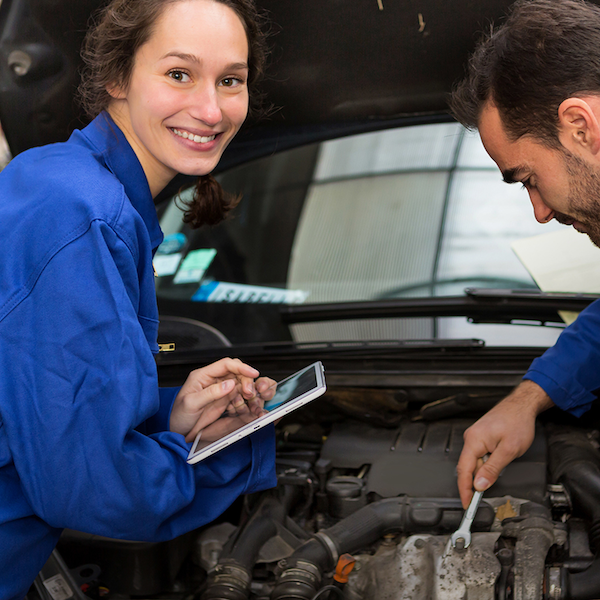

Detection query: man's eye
(522, 177), (535, 190)
(168, 70), (191, 83)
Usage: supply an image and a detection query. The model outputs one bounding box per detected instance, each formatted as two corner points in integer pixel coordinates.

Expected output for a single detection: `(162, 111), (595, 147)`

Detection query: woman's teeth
(172, 129), (216, 144)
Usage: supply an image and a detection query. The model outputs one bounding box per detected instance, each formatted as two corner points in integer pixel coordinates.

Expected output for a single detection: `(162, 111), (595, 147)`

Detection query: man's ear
(558, 97), (600, 156)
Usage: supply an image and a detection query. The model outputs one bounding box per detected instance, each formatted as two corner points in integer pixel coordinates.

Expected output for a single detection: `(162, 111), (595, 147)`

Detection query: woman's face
(108, 0), (249, 197)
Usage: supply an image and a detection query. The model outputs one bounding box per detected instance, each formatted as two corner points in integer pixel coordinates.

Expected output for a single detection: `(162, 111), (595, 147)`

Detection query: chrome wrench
(450, 453), (489, 550)
(450, 489), (483, 550)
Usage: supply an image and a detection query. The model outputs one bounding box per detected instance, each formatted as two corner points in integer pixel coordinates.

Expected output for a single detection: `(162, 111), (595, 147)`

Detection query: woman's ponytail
(181, 174), (241, 228)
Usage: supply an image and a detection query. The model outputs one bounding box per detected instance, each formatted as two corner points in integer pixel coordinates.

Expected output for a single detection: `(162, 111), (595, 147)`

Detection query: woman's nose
(190, 85), (222, 126)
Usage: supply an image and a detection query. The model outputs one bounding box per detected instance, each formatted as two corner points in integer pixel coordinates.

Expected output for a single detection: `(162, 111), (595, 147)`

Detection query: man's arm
(456, 380), (555, 508)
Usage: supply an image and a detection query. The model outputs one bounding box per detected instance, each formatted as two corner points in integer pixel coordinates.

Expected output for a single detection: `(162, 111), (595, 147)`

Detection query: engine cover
(321, 419), (547, 502)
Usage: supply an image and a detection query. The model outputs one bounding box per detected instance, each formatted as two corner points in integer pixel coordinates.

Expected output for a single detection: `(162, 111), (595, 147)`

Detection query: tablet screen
(261, 364), (319, 411)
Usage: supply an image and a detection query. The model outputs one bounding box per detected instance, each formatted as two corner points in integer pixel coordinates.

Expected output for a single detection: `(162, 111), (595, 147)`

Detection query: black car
(2, 1), (600, 598)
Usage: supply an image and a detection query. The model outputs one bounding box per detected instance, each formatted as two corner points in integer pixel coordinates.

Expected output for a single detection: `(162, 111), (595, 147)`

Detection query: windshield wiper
(280, 288), (600, 326)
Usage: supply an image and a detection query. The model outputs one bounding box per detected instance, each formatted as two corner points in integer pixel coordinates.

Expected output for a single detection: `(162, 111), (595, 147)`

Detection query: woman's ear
(558, 97), (600, 156)
(106, 81), (126, 100)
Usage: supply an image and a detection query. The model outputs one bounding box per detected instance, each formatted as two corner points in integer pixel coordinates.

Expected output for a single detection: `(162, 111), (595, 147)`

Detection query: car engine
(40, 385), (600, 600)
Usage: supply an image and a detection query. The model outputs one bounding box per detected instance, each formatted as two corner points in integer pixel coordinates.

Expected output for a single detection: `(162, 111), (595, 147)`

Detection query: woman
(0, 1), (276, 597)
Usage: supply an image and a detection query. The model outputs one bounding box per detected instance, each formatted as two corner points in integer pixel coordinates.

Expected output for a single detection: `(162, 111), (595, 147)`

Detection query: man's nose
(190, 84), (223, 127)
(530, 194), (555, 224)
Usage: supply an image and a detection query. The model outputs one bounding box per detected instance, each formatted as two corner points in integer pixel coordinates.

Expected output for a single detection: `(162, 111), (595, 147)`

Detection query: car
(2, 0), (600, 599)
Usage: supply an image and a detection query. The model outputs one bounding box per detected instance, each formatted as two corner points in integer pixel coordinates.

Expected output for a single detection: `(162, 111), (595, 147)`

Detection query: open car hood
(0, 0), (529, 161)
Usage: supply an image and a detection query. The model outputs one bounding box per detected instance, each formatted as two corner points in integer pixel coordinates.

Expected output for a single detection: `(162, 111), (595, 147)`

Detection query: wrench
(450, 489), (483, 550)
(450, 453), (489, 550)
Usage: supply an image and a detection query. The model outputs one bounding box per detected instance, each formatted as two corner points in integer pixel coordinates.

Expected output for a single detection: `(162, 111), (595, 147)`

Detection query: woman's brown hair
(78, 0), (269, 226)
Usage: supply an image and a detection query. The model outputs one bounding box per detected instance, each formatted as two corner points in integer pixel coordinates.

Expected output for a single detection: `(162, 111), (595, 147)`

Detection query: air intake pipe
(202, 487), (299, 600)
(547, 425), (600, 552)
(547, 425), (600, 600)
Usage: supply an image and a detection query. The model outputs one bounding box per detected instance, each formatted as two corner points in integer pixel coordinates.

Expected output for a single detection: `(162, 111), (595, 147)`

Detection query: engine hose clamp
(315, 532), (339, 565)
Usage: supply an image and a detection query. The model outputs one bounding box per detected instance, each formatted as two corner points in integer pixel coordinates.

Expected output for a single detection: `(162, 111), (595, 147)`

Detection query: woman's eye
(220, 77), (243, 88)
(168, 70), (191, 83)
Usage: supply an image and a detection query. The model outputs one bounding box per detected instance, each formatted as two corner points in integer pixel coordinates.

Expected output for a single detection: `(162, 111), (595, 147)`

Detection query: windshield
(156, 122), (564, 350)
(0, 120), (10, 171)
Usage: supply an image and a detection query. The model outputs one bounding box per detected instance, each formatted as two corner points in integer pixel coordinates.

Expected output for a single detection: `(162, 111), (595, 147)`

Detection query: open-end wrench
(449, 453), (489, 551)
(450, 489), (483, 550)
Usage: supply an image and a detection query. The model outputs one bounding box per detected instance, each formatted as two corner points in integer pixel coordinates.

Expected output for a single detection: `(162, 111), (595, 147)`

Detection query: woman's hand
(226, 376), (277, 418)
(169, 358), (274, 442)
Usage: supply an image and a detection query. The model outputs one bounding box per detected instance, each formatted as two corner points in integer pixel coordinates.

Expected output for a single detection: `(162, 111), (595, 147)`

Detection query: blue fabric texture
(0, 112), (276, 599)
(524, 298), (600, 417)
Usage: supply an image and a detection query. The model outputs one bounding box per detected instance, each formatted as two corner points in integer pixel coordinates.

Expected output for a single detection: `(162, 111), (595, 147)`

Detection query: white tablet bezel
(186, 361), (326, 464)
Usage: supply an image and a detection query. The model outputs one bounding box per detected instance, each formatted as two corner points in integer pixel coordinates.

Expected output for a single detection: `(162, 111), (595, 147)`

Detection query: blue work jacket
(525, 298), (600, 416)
(0, 112), (276, 599)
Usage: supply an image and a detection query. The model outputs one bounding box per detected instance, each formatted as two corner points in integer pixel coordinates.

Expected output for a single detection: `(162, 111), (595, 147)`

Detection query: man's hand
(456, 380), (554, 508)
(169, 358), (275, 442)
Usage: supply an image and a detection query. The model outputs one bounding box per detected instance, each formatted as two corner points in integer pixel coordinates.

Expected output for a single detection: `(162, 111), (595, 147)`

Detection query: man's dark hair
(450, 0), (600, 148)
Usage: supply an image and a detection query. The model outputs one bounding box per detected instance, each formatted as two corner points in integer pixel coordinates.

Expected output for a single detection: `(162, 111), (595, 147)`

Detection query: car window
(0, 121), (10, 171)
(156, 122), (564, 349)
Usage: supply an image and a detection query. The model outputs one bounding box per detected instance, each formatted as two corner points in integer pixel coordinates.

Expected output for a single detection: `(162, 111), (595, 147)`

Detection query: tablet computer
(187, 361), (326, 464)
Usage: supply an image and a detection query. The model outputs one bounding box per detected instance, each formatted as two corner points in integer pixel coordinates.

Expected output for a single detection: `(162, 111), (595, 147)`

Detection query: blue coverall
(0, 112), (276, 599)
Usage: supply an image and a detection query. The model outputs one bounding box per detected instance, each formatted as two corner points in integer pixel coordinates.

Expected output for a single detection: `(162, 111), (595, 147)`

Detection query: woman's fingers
(172, 379), (236, 436)
(188, 358), (260, 390)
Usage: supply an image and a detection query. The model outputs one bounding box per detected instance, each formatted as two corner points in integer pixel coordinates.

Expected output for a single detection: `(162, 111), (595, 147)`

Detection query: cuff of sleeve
(242, 424), (277, 494)
(145, 387), (181, 434)
(524, 365), (593, 417)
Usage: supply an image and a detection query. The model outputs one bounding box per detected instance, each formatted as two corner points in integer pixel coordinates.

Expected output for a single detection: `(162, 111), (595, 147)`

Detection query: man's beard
(560, 149), (600, 248)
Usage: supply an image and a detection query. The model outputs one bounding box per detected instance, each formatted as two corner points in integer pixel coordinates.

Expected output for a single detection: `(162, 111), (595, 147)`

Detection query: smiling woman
(0, 1), (276, 598)
(105, 0), (251, 196)
(79, 0), (268, 225)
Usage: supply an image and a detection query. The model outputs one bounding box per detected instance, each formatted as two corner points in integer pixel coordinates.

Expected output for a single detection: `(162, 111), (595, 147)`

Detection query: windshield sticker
(192, 282), (310, 304)
(153, 253), (182, 277)
(173, 248), (217, 284)
(156, 232), (187, 255)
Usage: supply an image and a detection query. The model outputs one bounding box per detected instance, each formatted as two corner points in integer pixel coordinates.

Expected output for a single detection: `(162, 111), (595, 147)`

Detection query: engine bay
(37, 378), (600, 600)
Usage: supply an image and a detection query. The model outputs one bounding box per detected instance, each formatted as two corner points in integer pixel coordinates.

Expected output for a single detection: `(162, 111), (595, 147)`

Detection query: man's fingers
(472, 446), (512, 491)
(456, 449), (478, 509)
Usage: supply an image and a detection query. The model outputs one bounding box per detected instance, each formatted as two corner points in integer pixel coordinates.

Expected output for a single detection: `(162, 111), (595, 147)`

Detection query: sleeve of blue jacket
(0, 218), (277, 542)
(524, 298), (600, 417)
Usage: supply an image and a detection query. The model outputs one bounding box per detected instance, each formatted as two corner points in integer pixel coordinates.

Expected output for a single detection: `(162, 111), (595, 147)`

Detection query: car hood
(0, 0), (521, 161)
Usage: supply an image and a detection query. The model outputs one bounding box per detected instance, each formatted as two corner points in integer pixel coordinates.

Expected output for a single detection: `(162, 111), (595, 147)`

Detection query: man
(450, 0), (600, 509)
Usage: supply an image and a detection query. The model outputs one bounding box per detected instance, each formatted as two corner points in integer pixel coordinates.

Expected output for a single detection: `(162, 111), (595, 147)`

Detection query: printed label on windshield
(192, 282), (310, 304)
(173, 248), (217, 284)
(153, 253), (182, 277)
(156, 232), (187, 255)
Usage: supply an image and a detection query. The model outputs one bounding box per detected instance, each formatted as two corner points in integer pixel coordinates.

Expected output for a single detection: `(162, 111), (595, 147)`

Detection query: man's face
(478, 102), (600, 247)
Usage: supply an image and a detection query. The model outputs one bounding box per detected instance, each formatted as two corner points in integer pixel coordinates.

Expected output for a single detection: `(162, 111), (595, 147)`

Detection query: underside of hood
(0, 0), (579, 162)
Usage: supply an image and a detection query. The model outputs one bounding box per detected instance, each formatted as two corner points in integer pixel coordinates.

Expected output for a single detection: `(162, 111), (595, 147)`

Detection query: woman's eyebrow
(161, 52), (248, 71)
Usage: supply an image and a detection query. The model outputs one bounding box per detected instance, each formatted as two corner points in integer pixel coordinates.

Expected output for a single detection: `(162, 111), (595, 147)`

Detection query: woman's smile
(171, 128), (219, 145)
